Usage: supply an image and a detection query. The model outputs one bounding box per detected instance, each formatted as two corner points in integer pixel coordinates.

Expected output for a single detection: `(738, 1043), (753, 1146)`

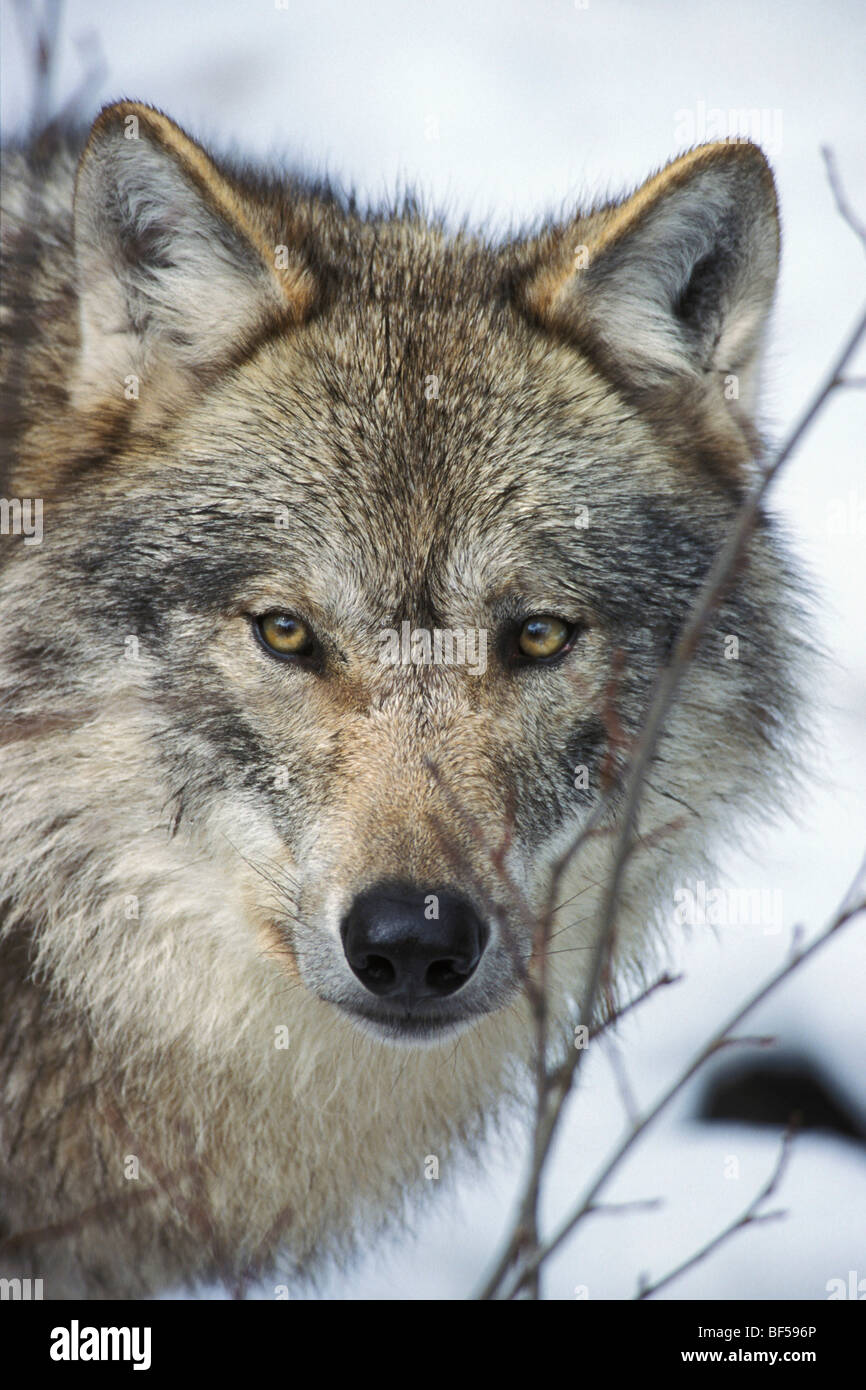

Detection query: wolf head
(1, 103), (805, 1066)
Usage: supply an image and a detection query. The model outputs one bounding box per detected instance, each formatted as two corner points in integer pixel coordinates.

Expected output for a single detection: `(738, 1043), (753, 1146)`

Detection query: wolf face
(0, 103), (807, 1293)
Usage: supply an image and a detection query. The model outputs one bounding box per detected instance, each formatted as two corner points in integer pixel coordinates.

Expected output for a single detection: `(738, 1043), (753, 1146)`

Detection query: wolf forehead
(118, 205), (713, 530)
(74, 264), (726, 638)
(90, 272), (698, 620)
(199, 280), (614, 505)
(95, 296), (716, 607)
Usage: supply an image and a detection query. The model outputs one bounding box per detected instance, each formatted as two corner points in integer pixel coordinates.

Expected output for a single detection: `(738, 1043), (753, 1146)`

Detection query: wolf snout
(341, 883), (488, 1004)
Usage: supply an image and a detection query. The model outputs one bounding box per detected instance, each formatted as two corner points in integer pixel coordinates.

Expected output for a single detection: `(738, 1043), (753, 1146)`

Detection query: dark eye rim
(508, 615), (582, 668)
(250, 610), (321, 666)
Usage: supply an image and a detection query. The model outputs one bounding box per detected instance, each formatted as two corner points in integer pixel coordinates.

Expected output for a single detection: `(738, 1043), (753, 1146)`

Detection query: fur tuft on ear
(524, 142), (780, 414)
(72, 101), (316, 414)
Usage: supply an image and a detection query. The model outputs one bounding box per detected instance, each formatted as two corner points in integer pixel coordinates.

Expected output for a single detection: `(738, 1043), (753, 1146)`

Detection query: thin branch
(585, 970), (682, 1042)
(587, 1198), (663, 1218)
(821, 147), (866, 252)
(495, 861), (866, 1298)
(475, 968), (681, 1298)
(636, 1126), (797, 1300)
(602, 1033), (640, 1127)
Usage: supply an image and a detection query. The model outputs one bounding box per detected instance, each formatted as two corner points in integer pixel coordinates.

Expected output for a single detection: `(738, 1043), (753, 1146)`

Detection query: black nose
(341, 883), (488, 1004)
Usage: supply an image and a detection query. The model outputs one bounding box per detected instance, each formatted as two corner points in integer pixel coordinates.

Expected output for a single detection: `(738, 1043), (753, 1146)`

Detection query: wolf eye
(517, 615), (573, 661)
(255, 611), (316, 659)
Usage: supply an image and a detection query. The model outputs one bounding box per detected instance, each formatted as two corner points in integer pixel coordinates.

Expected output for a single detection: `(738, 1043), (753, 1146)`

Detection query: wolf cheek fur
(0, 102), (807, 1296)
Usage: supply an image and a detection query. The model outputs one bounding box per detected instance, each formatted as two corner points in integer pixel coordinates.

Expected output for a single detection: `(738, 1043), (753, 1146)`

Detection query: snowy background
(3, 0), (864, 1300)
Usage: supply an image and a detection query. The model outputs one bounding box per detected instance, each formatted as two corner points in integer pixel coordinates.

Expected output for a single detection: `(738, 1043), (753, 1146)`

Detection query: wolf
(0, 101), (807, 1298)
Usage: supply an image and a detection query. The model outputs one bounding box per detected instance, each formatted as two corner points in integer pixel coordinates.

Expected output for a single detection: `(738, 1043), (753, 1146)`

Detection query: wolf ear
(72, 101), (314, 413)
(525, 142), (779, 411)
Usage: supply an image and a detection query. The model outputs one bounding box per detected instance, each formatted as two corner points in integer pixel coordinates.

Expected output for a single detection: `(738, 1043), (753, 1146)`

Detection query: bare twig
(636, 1126), (797, 1300)
(493, 859), (866, 1298)
(475, 967), (681, 1298)
(603, 1034), (640, 1127)
(587, 1198), (664, 1218)
(821, 147), (866, 252)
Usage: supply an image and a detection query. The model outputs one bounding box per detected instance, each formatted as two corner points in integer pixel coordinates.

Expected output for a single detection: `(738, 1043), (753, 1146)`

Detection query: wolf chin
(0, 103), (808, 1297)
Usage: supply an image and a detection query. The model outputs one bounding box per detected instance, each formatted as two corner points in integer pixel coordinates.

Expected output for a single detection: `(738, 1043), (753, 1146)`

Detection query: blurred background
(3, 0), (864, 1300)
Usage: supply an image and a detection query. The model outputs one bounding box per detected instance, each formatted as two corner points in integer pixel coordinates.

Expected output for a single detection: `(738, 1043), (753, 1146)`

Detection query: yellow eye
(257, 612), (315, 657)
(518, 615), (573, 660)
